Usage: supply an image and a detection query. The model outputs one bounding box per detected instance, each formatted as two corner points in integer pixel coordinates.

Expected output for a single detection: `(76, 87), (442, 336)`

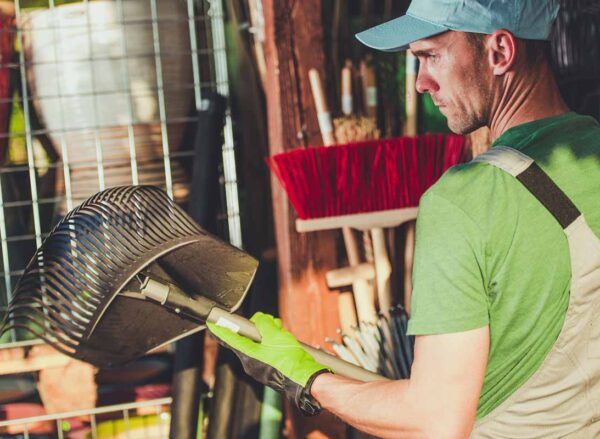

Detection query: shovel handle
(207, 307), (386, 383)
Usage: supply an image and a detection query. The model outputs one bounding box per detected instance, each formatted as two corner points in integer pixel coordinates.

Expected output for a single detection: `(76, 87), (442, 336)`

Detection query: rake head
(0, 186), (258, 368)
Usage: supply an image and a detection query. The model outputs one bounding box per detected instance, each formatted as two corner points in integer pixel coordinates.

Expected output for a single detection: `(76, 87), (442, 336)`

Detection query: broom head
(267, 134), (468, 220)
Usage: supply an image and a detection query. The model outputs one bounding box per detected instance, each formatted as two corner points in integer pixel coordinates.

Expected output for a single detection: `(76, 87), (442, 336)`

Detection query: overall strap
(473, 146), (581, 229)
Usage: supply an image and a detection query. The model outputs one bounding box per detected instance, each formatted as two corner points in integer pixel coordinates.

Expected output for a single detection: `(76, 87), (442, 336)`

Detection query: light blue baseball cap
(356, 0), (560, 52)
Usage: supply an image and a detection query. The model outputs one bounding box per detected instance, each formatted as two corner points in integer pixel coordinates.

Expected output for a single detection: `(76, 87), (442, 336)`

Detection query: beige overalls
(470, 146), (600, 438)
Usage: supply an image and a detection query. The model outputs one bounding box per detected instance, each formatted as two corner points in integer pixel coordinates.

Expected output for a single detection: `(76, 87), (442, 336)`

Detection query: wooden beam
(0, 343), (97, 414)
(262, 1), (346, 437)
(0, 343), (169, 376)
(0, 344), (71, 376)
(37, 357), (97, 414)
(296, 207), (419, 232)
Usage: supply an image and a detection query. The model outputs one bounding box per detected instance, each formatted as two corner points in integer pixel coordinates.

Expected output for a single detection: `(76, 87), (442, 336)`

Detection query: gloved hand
(207, 312), (331, 416)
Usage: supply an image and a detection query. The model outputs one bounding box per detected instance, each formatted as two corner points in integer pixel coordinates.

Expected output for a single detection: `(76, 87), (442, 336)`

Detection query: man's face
(409, 32), (492, 134)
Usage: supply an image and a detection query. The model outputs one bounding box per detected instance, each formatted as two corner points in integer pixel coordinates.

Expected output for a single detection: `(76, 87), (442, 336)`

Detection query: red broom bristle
(266, 134), (468, 220)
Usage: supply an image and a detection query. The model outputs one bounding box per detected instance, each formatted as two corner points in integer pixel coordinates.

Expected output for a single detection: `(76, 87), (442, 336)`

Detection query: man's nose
(415, 71), (439, 94)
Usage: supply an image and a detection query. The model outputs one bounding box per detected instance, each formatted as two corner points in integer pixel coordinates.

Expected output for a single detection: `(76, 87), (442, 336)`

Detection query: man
(209, 0), (600, 437)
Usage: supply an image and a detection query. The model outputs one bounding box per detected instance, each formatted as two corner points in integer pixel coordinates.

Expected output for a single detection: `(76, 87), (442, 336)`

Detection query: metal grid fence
(0, 397), (177, 438)
(0, 0), (242, 345)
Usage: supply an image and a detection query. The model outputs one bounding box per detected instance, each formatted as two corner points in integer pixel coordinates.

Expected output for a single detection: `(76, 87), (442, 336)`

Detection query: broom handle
(308, 68), (336, 145)
(404, 51), (418, 136)
(341, 65), (380, 325)
(208, 307), (386, 382)
(337, 68), (377, 325)
(358, 59), (395, 316)
(343, 228), (377, 325)
(341, 61), (353, 116)
(360, 59), (377, 118)
(308, 68), (362, 332)
(247, 0), (267, 92)
(371, 227), (392, 315)
(338, 64), (362, 330)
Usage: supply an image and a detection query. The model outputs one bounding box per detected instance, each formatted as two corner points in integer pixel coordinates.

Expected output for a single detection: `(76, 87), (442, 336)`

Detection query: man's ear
(487, 30), (518, 76)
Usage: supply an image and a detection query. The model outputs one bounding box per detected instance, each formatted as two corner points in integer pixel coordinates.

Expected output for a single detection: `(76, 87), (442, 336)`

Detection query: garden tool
(0, 185), (382, 383)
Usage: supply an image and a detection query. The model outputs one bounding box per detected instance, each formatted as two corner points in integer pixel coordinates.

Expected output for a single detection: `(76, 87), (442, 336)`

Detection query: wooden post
(262, 1), (346, 438)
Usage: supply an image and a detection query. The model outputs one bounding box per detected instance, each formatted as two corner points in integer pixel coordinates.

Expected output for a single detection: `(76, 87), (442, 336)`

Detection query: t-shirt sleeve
(407, 190), (489, 335)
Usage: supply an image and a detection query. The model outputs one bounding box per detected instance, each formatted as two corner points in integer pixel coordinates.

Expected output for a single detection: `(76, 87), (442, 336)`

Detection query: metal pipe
(115, 0), (139, 185)
(208, 0), (242, 248)
(47, 0), (73, 211)
(186, 0), (202, 110)
(149, 0), (174, 199)
(14, 0), (42, 251)
(0, 398), (172, 427)
(83, 0), (106, 191)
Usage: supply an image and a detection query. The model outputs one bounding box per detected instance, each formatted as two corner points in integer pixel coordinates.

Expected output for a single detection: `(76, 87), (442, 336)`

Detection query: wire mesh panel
(0, 397), (176, 438)
(0, 0), (242, 344)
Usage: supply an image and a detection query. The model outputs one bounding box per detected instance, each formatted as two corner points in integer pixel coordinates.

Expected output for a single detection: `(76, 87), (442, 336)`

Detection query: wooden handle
(337, 291), (358, 336)
(207, 308), (386, 382)
(360, 60), (377, 118)
(404, 51), (418, 136)
(308, 68), (335, 145)
(247, 0), (267, 92)
(341, 61), (353, 116)
(371, 227), (392, 316)
(342, 227), (377, 324)
(326, 263), (375, 289)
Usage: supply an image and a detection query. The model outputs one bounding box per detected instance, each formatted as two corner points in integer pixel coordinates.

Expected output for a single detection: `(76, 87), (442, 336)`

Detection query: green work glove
(207, 312), (331, 416)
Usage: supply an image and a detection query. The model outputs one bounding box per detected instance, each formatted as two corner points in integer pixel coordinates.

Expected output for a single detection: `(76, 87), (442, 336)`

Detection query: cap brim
(356, 14), (448, 52)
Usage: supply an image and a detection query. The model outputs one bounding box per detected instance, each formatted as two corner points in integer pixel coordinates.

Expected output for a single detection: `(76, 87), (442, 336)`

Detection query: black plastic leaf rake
(0, 186), (381, 381)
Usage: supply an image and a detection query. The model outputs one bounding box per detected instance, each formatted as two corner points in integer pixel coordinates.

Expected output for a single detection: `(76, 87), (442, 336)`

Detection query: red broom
(267, 133), (468, 318)
(267, 68), (469, 319)
(267, 133), (468, 221)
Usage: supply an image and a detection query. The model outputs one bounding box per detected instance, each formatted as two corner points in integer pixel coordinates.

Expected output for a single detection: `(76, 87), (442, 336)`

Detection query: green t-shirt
(406, 112), (600, 419)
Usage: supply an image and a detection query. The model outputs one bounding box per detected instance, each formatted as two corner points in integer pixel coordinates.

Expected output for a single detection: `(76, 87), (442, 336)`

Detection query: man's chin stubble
(447, 116), (487, 135)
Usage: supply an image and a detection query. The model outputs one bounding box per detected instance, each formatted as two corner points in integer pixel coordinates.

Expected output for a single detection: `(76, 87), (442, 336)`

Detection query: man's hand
(207, 312), (331, 416)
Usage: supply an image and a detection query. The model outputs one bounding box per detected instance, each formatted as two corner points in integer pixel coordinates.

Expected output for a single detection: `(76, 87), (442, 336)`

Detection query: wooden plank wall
(262, 1), (346, 437)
